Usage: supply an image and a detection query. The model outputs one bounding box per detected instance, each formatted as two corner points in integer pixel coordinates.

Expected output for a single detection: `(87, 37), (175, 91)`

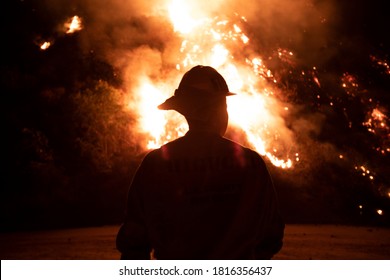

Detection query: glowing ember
(65, 16), (83, 34)
(376, 209), (383, 216)
(363, 107), (390, 155)
(364, 108), (389, 133)
(341, 73), (359, 97)
(371, 55), (390, 75)
(355, 165), (375, 180)
(40, 41), (51, 50)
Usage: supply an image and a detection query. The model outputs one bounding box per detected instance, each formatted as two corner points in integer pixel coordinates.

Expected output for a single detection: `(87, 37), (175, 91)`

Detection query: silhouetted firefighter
(117, 65), (284, 259)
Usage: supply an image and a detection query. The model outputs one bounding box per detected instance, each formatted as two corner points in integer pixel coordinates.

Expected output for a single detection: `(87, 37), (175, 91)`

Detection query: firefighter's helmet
(158, 65), (235, 113)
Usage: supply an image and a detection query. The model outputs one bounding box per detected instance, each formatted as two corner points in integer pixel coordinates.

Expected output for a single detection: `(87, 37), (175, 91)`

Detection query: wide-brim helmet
(158, 65), (235, 116)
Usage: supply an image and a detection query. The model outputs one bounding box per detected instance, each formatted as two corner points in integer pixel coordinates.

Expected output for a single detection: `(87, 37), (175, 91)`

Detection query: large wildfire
(127, 1), (390, 216)
(34, 0), (389, 217)
(131, 2), (298, 169)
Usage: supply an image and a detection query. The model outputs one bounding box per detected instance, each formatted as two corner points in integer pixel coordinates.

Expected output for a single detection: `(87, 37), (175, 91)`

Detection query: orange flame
(40, 41), (51, 50)
(132, 80), (187, 149)
(129, 1), (297, 168)
(65, 16), (83, 34)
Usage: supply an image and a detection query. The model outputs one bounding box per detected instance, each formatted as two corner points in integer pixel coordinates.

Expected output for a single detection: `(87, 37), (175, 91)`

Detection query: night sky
(2, 0), (390, 231)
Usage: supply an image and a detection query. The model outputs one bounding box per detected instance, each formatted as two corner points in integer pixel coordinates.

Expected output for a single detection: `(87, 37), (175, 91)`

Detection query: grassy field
(1, 224), (389, 260)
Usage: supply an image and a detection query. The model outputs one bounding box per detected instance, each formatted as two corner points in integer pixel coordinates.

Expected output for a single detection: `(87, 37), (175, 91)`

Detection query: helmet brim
(158, 91), (235, 111)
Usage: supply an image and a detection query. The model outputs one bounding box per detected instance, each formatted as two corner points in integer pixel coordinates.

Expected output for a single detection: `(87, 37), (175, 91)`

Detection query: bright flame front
(129, 1), (297, 168)
(65, 16), (82, 34)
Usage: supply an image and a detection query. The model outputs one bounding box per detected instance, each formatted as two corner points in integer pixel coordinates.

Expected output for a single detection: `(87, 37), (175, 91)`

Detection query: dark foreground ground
(1, 224), (389, 260)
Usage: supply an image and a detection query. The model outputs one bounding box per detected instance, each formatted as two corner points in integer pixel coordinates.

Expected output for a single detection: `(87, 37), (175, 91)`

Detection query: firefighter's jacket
(117, 130), (284, 259)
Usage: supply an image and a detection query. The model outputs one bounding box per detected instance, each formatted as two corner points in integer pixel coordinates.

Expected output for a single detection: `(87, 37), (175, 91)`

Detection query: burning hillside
(2, 0), (389, 228)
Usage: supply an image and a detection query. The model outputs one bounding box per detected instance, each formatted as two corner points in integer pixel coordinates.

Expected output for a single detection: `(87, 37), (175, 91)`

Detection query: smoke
(4, 0), (386, 227)
(225, 0), (337, 62)
(38, 0), (339, 68)
(67, 0), (338, 161)
(39, 0), (376, 170)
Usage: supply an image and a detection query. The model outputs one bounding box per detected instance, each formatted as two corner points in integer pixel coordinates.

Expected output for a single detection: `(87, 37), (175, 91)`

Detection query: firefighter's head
(158, 65), (235, 135)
